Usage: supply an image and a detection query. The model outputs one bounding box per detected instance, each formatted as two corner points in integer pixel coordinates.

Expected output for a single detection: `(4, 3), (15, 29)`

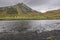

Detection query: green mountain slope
(0, 3), (41, 17)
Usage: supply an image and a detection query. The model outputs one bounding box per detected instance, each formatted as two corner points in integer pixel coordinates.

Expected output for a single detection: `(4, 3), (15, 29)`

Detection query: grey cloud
(25, 0), (60, 12)
(25, 0), (49, 6)
(0, 0), (23, 7)
(26, 0), (60, 7)
(0, 0), (60, 12)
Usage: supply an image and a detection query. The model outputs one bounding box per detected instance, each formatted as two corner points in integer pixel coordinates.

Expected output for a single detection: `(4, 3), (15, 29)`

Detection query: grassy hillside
(0, 3), (60, 20)
(43, 9), (60, 19)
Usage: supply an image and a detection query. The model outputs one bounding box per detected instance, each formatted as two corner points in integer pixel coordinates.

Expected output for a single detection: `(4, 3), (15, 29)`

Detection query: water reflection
(0, 20), (60, 32)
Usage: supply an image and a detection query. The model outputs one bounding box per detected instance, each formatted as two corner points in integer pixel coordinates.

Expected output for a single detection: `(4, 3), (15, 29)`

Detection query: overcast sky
(0, 0), (60, 12)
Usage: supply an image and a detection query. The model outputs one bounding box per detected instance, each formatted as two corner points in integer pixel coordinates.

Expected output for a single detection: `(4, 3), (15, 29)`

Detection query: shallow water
(0, 20), (60, 32)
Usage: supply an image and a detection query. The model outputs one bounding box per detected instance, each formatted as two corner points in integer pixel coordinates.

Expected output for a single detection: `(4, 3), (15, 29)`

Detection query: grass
(0, 16), (47, 20)
(0, 14), (60, 20)
(0, 16), (59, 20)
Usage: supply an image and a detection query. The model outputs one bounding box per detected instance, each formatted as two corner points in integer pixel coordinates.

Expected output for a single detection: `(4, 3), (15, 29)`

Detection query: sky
(0, 0), (60, 12)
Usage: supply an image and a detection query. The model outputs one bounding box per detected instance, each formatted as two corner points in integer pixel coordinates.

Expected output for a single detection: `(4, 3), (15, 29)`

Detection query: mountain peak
(0, 3), (40, 17)
(17, 3), (24, 5)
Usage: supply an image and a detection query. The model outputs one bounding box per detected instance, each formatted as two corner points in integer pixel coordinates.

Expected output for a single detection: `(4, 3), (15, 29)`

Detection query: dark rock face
(7, 7), (18, 14)
(0, 7), (5, 13)
(0, 30), (60, 40)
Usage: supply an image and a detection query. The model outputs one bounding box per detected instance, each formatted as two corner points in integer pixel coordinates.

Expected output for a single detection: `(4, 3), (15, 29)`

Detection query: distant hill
(44, 9), (60, 19)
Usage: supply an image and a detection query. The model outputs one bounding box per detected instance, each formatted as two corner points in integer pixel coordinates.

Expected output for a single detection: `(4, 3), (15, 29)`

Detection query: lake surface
(0, 20), (60, 32)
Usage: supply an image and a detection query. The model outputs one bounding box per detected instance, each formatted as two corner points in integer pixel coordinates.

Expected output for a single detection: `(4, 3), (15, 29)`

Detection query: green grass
(0, 15), (60, 20)
(0, 16), (47, 20)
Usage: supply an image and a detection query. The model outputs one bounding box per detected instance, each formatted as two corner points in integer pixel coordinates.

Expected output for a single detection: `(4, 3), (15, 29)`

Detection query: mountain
(0, 3), (41, 17)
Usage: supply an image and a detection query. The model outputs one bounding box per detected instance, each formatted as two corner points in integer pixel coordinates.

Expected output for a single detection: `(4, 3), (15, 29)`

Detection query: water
(0, 20), (60, 32)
